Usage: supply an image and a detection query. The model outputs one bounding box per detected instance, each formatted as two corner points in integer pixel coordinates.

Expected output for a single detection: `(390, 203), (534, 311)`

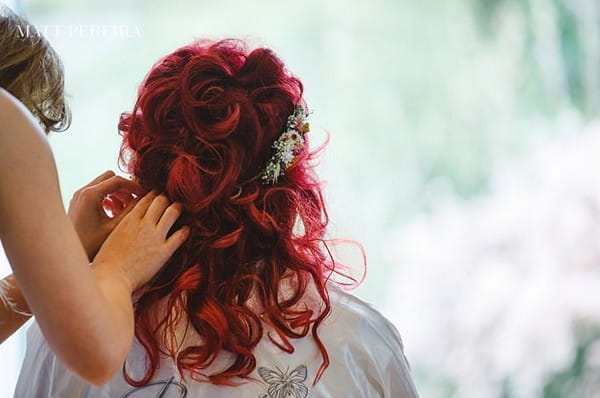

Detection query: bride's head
(119, 39), (334, 386)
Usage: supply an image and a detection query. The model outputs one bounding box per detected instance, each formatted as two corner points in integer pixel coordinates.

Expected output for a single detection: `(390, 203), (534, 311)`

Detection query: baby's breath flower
(257, 105), (310, 184)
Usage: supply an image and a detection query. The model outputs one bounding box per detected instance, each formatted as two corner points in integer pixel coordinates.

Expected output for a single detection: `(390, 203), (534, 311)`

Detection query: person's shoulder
(321, 284), (420, 397)
(0, 87), (18, 116)
(0, 87), (48, 150)
(0, 87), (39, 129)
(0, 87), (20, 110)
(325, 284), (405, 353)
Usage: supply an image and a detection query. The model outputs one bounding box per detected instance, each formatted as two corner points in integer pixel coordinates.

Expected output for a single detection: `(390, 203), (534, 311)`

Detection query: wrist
(91, 260), (135, 296)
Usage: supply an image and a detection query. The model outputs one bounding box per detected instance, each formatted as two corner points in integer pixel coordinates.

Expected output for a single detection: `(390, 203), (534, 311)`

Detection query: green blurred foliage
(472, 0), (594, 116)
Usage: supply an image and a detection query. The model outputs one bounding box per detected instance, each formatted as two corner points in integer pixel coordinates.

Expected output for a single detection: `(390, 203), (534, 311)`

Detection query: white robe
(15, 285), (419, 398)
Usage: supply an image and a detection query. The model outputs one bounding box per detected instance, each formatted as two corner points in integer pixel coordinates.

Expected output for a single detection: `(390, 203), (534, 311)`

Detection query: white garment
(15, 285), (419, 398)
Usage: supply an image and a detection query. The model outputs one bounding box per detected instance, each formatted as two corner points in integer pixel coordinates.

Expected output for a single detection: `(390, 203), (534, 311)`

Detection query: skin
(68, 170), (147, 261)
(0, 170), (150, 342)
(0, 88), (190, 385)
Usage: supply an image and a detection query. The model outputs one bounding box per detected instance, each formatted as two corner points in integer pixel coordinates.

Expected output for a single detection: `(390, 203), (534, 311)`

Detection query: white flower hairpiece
(257, 105), (310, 184)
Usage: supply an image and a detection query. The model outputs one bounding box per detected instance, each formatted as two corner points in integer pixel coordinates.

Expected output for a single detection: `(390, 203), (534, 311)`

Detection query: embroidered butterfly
(257, 364), (309, 398)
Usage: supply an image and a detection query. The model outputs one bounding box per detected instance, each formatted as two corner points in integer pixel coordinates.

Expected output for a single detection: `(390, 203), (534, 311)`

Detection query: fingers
(81, 170), (115, 189)
(117, 190), (188, 245)
(145, 195), (172, 224)
(156, 203), (184, 234)
(107, 197), (138, 227)
(163, 226), (190, 256)
(129, 190), (159, 218)
(107, 191), (136, 212)
(89, 175), (146, 198)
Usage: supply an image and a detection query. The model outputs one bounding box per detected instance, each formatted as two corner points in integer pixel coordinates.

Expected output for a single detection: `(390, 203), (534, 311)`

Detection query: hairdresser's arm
(0, 170), (144, 344)
(0, 89), (189, 384)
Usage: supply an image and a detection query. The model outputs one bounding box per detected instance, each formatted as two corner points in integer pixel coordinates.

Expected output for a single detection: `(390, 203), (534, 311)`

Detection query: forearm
(90, 262), (135, 368)
(12, 256), (135, 385)
(0, 90), (135, 384)
(0, 270), (133, 359)
(0, 274), (31, 343)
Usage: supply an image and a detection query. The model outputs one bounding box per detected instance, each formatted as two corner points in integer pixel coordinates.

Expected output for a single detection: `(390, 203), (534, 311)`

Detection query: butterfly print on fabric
(257, 364), (309, 398)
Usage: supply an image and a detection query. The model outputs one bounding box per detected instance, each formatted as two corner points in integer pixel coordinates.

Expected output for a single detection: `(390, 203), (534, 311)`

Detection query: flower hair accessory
(257, 105), (310, 184)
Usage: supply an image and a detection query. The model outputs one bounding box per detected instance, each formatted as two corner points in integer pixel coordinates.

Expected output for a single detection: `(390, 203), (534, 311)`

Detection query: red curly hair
(119, 39), (336, 386)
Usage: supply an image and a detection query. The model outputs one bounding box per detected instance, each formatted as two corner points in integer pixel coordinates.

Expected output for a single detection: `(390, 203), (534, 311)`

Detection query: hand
(91, 191), (190, 292)
(68, 171), (145, 260)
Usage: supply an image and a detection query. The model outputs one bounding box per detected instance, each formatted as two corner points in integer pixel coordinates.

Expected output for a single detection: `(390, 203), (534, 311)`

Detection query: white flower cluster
(386, 123), (600, 397)
(259, 106), (309, 184)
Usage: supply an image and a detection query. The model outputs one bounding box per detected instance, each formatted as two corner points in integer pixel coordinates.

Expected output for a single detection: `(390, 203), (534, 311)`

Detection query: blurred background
(1, 0), (599, 396)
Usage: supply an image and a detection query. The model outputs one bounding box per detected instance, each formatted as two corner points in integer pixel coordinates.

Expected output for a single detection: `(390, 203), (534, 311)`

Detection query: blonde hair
(0, 7), (70, 132)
